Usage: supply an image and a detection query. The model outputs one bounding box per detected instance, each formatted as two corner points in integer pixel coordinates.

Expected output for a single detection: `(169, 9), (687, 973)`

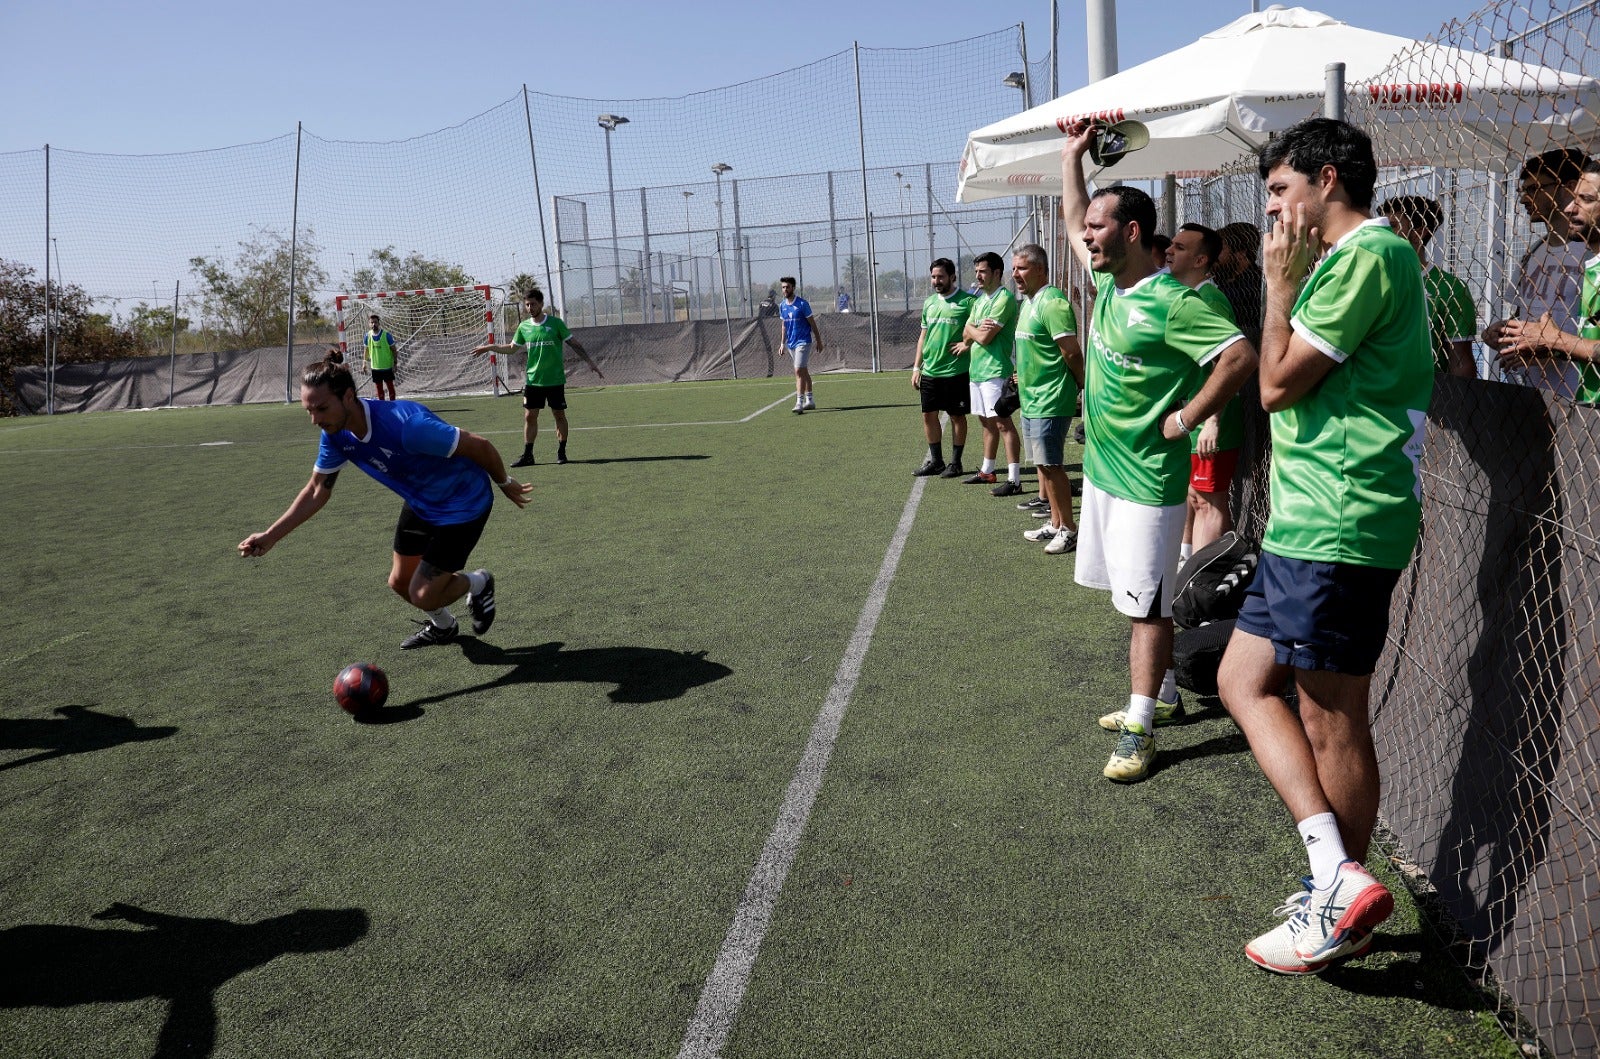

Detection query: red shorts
(1190, 447), (1241, 494)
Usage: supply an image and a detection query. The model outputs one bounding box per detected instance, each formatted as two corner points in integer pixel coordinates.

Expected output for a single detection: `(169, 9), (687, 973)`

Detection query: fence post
(732, 180), (746, 313)
(286, 121), (302, 404)
(44, 143), (53, 415)
(1323, 62), (1346, 120)
(855, 42), (881, 372)
(522, 86), (554, 293)
(924, 162), (935, 278)
(828, 172), (839, 304)
(169, 281), (180, 407)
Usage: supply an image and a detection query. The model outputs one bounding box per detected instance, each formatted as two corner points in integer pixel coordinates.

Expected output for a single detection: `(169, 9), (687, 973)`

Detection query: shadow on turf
(1322, 930), (1495, 1011)
(0, 705), (177, 773)
(0, 902), (368, 1057)
(396, 638), (733, 709)
(559, 454), (710, 465)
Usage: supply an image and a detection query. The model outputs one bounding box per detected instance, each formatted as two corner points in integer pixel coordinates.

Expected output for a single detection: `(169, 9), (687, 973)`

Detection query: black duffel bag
(1172, 531), (1257, 631)
(1173, 617), (1236, 696)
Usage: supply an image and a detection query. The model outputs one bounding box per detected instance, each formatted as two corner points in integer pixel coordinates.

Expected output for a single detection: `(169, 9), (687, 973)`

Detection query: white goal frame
(334, 284), (512, 396)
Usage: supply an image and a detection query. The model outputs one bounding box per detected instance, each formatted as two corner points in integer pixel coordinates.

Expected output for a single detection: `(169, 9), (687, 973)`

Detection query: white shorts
(1074, 478), (1186, 619)
(787, 342), (811, 371)
(969, 376), (1006, 418)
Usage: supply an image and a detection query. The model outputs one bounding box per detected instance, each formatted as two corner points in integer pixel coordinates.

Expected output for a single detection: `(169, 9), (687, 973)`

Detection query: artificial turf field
(0, 372), (1515, 1059)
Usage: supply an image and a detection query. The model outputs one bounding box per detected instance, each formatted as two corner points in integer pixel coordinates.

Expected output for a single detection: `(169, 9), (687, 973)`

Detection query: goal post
(335, 284), (514, 397)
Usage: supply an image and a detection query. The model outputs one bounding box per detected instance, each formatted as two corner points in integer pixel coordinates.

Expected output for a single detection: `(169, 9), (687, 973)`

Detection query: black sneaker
(556, 452), (570, 465)
(511, 453), (536, 468)
(938, 461), (965, 479)
(467, 570), (496, 635)
(1017, 495), (1049, 511)
(912, 458), (946, 477)
(1074, 421), (1086, 445)
(991, 480), (1024, 497)
(401, 620), (459, 650)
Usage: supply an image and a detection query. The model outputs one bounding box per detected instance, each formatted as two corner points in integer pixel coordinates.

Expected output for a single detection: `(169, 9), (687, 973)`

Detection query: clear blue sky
(5, 0), (1482, 155)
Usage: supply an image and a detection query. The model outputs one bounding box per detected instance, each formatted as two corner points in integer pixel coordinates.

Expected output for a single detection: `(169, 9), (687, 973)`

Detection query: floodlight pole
(598, 114), (629, 324)
(169, 281), (180, 407)
(286, 121), (302, 404)
(44, 144), (53, 414)
(712, 162), (738, 377)
(522, 86), (555, 295)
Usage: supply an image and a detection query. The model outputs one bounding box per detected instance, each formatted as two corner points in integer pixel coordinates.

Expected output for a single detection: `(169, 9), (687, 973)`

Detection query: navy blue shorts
(1234, 551), (1403, 675)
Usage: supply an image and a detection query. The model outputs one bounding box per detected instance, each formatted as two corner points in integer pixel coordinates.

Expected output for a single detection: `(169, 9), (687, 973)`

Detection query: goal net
(335, 285), (512, 397)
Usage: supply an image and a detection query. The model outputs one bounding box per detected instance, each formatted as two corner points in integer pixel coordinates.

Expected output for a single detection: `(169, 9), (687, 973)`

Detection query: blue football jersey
(314, 399), (492, 524)
(779, 297), (814, 347)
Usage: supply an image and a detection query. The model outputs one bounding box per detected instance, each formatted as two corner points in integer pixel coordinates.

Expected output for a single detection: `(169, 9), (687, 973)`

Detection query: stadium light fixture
(596, 114), (630, 131)
(598, 115), (631, 322)
(1003, 72), (1027, 91)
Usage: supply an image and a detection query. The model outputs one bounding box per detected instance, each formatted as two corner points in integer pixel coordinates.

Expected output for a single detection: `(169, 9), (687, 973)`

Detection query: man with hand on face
(1060, 123), (1257, 785)
(911, 258), (976, 477)
(1216, 118), (1433, 976)
(1499, 159), (1600, 403)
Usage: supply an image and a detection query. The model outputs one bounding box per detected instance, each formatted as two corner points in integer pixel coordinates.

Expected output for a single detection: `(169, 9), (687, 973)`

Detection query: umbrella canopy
(957, 5), (1600, 200)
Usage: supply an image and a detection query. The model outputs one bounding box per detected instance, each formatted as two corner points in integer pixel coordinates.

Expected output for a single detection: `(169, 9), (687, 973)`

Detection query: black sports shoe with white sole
(468, 570), (496, 635)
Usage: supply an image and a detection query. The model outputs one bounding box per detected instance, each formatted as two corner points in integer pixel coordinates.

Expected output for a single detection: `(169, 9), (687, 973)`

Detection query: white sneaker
(1043, 527), (1077, 554)
(1245, 886), (1375, 974)
(802, 393), (815, 410)
(1295, 860), (1395, 960)
(1022, 524), (1057, 543)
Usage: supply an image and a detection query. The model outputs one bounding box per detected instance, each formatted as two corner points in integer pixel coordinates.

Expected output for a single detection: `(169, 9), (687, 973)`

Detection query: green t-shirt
(1084, 271), (1244, 506)
(918, 290), (976, 378)
(1190, 279), (1246, 454)
(967, 285), (1019, 383)
(515, 314), (573, 387)
(1576, 253), (1600, 404)
(365, 330), (397, 371)
(1014, 286), (1079, 419)
(1267, 219), (1434, 569)
(1422, 266), (1476, 375)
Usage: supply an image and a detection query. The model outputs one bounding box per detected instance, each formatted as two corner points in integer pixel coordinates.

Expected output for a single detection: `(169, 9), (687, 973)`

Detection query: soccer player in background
(1060, 125), (1257, 783)
(1379, 195), (1478, 378)
(1216, 118), (1434, 975)
(910, 258), (975, 477)
(239, 353), (532, 649)
(472, 290), (604, 466)
(1165, 223), (1246, 561)
(364, 314), (399, 401)
(777, 277), (824, 413)
(1215, 222), (1265, 350)
(1484, 147), (1592, 396)
(1010, 244), (1083, 555)
(1498, 159), (1600, 403)
(959, 251), (1025, 495)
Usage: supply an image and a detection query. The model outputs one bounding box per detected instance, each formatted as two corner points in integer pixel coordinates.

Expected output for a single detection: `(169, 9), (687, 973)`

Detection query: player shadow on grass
(401, 639), (733, 709)
(0, 902), (368, 1058)
(561, 454), (710, 465)
(1320, 929), (1498, 1012)
(0, 705), (178, 773)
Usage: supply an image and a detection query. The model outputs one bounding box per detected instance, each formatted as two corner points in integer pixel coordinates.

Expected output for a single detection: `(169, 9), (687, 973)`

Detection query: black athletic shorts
(392, 503), (491, 574)
(371, 368), (396, 384)
(919, 372), (971, 415)
(523, 384), (568, 411)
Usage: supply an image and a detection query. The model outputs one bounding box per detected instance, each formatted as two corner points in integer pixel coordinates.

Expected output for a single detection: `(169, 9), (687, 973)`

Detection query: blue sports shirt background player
(239, 353), (534, 650)
(778, 277), (824, 413)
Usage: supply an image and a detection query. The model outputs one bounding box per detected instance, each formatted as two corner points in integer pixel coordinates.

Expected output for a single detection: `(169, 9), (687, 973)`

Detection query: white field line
(677, 474), (928, 1059)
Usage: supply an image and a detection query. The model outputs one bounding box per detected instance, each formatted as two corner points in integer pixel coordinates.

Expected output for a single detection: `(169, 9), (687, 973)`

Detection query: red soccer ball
(333, 663), (389, 715)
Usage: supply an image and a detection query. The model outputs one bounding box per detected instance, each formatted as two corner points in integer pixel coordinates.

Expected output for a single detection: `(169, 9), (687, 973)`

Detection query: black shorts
(392, 503), (491, 574)
(523, 384), (568, 411)
(1235, 551), (1404, 675)
(919, 372), (971, 415)
(371, 368), (396, 384)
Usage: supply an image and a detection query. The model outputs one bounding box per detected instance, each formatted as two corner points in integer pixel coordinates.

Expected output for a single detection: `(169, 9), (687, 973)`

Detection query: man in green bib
(1494, 159), (1600, 402)
(1216, 118), (1434, 976)
(364, 314), (399, 401)
(1379, 196), (1478, 379)
(911, 259), (976, 477)
(960, 251), (1025, 495)
(1061, 126), (1257, 786)
(472, 290), (604, 466)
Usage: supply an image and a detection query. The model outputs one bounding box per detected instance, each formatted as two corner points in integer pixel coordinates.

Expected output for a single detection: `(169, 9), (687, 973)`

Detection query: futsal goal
(335, 285), (514, 397)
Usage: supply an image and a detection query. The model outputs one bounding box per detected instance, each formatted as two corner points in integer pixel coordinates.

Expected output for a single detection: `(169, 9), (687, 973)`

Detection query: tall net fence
(0, 25), (1051, 412)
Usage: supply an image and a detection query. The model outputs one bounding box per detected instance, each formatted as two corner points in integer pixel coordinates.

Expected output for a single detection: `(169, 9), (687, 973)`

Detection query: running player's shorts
(393, 503), (491, 574)
(523, 385), (568, 411)
(1074, 478), (1186, 619)
(919, 372), (970, 415)
(970, 377), (1006, 418)
(1190, 447), (1241, 494)
(1234, 551), (1404, 675)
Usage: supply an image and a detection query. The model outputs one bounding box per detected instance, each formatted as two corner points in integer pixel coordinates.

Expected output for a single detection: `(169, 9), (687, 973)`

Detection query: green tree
(506, 273), (542, 300)
(189, 227), (328, 347)
(352, 246), (473, 293)
(126, 303), (191, 346)
(0, 258), (140, 415)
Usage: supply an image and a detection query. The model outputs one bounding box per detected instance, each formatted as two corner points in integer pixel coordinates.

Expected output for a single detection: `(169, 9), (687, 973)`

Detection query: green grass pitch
(0, 374), (1515, 1058)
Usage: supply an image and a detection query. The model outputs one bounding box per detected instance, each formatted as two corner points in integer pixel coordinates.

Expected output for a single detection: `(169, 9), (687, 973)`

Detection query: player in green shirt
(1215, 118), (1434, 977)
(472, 290), (605, 466)
(1061, 123), (1257, 787)
(1166, 223), (1249, 560)
(1379, 196), (1478, 378)
(1497, 160), (1600, 402)
(911, 259), (977, 477)
(959, 251), (1026, 495)
(1011, 243), (1084, 554)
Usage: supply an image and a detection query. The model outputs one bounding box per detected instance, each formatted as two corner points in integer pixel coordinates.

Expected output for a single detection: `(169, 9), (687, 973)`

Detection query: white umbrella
(957, 5), (1600, 199)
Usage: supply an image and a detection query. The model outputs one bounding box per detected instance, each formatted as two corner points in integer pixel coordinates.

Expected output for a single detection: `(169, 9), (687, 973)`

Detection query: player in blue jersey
(778, 277), (825, 413)
(238, 353), (534, 649)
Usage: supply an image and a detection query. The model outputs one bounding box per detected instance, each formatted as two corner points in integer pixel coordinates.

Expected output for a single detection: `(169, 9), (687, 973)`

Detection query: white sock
(1180, 543), (1193, 563)
(1124, 694), (1157, 734)
(427, 607), (457, 629)
(1007, 462), (1021, 483)
(1298, 812), (1349, 890)
(981, 458), (996, 474)
(1159, 669), (1178, 704)
(465, 571), (487, 596)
